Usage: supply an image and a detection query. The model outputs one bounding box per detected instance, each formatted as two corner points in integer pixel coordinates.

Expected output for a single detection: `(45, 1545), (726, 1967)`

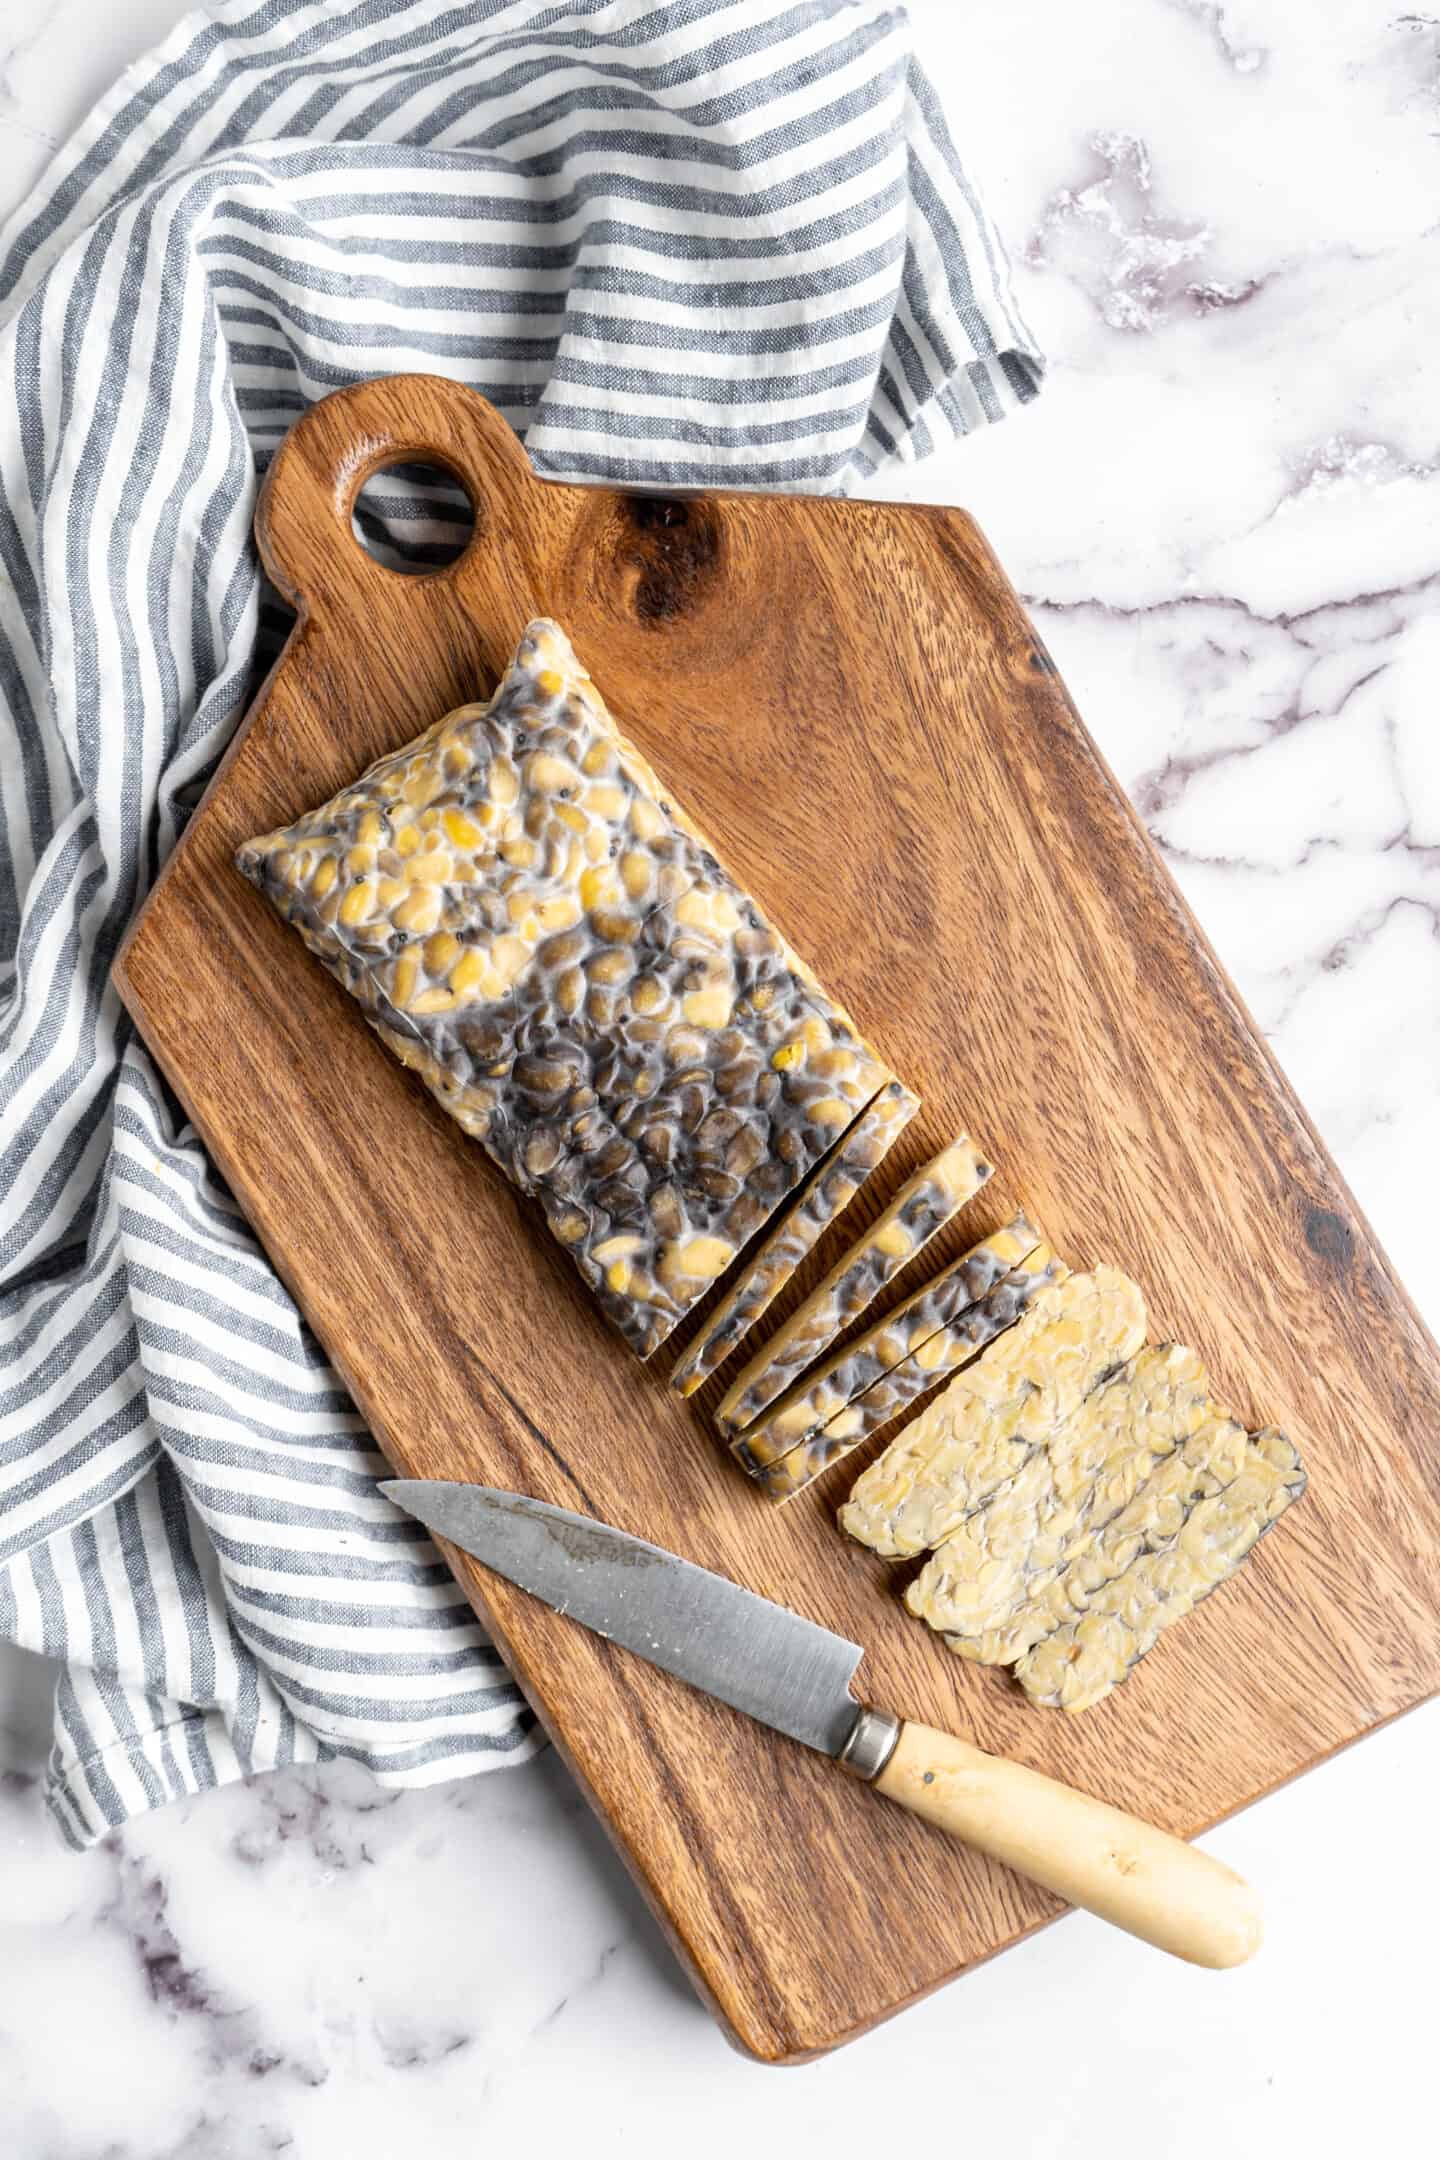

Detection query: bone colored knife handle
(868, 1720), (1262, 1969)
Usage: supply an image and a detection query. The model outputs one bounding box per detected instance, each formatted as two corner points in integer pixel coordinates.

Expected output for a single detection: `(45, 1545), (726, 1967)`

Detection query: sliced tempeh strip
(753, 1244), (1068, 1504)
(670, 1080), (921, 1397)
(956, 1411), (1245, 1669)
(734, 1215), (1048, 1476)
(238, 619), (890, 1359)
(839, 1267), (1147, 1558)
(716, 1134), (994, 1432)
(1014, 1426), (1306, 1712)
(906, 1343), (1215, 1651)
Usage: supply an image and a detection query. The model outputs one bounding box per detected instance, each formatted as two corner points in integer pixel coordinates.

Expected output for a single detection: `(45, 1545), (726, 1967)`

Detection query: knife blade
(381, 1479), (866, 1759)
(382, 1478), (1262, 1970)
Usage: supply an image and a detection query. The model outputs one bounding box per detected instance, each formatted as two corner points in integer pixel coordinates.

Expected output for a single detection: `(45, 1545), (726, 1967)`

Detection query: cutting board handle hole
(255, 377), (539, 613)
(350, 458), (476, 577)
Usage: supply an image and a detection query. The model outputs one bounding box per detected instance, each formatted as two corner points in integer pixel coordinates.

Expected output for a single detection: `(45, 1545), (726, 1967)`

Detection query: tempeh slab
(239, 619), (890, 1357)
(112, 376), (1440, 2065)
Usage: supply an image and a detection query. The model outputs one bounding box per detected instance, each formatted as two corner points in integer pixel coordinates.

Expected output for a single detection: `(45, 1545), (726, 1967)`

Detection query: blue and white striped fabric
(0, 0), (1042, 1848)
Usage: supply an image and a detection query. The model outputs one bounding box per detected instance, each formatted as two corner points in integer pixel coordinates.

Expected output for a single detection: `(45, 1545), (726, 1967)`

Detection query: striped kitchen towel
(0, 0), (1042, 1848)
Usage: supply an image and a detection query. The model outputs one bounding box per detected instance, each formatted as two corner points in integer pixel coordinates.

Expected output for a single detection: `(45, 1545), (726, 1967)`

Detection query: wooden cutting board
(114, 374), (1440, 2062)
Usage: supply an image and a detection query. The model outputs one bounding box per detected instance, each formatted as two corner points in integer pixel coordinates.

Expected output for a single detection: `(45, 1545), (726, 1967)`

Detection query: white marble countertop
(3, 1), (1438, 2150)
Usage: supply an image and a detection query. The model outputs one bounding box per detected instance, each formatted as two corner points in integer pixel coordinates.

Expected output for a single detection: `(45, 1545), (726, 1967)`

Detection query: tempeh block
(716, 1134), (994, 1432)
(1015, 1426), (1306, 1711)
(733, 1215), (1048, 1476)
(753, 1244), (1068, 1504)
(906, 1343), (1215, 1654)
(669, 1080), (921, 1397)
(238, 619), (890, 1357)
(838, 1267), (1147, 1558)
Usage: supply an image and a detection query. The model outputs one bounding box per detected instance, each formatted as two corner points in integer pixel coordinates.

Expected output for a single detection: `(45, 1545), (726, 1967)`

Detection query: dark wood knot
(1304, 1206), (1354, 1270)
(615, 497), (724, 624)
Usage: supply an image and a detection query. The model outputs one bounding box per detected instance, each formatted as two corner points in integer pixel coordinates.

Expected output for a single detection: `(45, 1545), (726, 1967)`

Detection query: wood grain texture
(113, 375), (1440, 2063)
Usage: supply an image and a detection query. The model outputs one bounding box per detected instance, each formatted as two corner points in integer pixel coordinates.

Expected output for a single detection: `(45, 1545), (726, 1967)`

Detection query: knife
(381, 1479), (1261, 1969)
